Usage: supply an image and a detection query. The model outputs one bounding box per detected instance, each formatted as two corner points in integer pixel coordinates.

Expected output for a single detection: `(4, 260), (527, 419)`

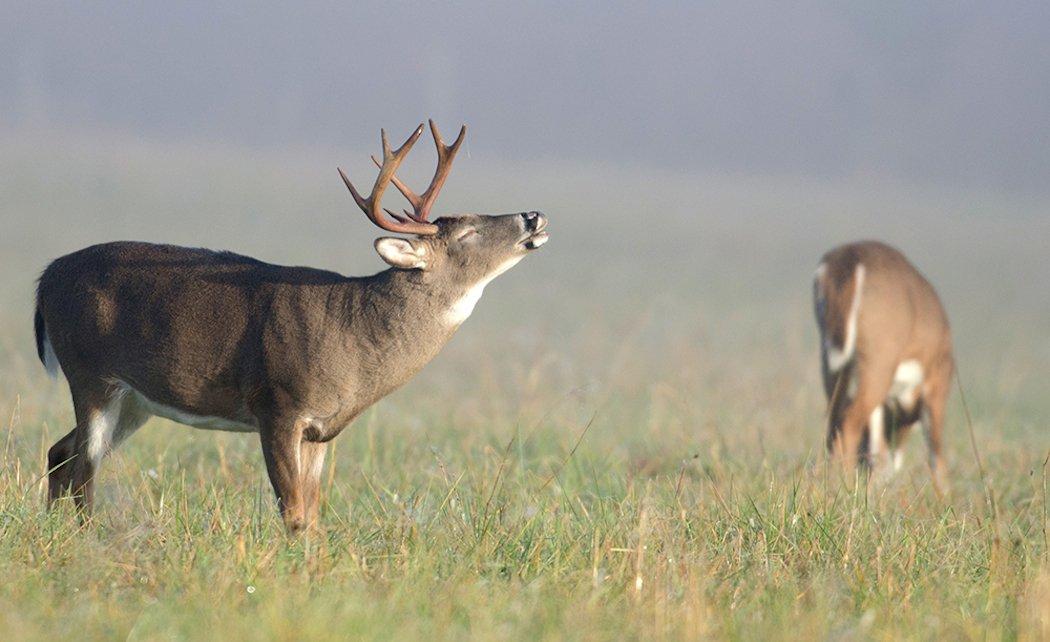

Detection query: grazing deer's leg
(832, 359), (895, 474)
(887, 399), (922, 472)
(891, 422), (920, 472)
(52, 384), (149, 511)
(259, 418), (307, 533)
(923, 364), (952, 494)
(866, 404), (889, 473)
(300, 441), (328, 529)
(68, 383), (126, 515)
(824, 364), (854, 454)
(47, 428), (78, 505)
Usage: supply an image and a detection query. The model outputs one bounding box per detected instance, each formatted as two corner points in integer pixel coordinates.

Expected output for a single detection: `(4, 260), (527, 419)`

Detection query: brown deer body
(35, 122), (549, 531)
(813, 241), (953, 490)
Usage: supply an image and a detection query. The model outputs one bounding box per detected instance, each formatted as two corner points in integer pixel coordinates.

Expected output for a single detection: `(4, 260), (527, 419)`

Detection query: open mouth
(519, 212), (549, 250)
(522, 231), (549, 250)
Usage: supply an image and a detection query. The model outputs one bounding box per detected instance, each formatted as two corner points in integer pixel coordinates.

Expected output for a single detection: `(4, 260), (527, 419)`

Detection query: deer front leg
(923, 361), (952, 496)
(823, 363), (855, 459)
(300, 441), (328, 530)
(259, 419), (308, 534)
(866, 404), (890, 473)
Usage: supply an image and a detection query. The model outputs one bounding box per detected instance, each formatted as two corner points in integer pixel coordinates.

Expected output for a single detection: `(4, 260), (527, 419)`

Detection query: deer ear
(375, 237), (428, 270)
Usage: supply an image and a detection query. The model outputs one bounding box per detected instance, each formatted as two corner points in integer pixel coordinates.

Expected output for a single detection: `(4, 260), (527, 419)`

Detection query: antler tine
(420, 119), (467, 220)
(338, 124), (438, 236)
(371, 119), (467, 223)
(383, 208), (412, 224)
(380, 128), (392, 158)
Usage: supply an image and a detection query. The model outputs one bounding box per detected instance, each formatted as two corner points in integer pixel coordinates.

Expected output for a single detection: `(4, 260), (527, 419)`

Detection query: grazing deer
(34, 121), (549, 532)
(813, 241), (953, 491)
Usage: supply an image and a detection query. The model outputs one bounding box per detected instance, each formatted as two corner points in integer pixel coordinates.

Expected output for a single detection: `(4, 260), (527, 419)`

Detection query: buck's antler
(338, 124), (438, 235)
(371, 119), (466, 223)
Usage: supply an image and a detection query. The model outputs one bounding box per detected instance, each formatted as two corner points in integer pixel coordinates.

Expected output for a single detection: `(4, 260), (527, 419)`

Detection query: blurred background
(4, 2), (1050, 191)
(0, 2), (1047, 460)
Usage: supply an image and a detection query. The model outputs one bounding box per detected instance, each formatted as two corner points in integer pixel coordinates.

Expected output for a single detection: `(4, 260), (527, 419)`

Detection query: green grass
(0, 371), (1046, 640)
(0, 136), (1047, 639)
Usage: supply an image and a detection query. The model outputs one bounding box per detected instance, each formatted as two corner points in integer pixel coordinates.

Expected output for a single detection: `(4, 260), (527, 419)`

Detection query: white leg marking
(309, 446), (326, 481)
(868, 404), (885, 463)
(294, 441), (302, 481)
(85, 388), (128, 464)
(893, 449), (905, 472)
(825, 264), (865, 372)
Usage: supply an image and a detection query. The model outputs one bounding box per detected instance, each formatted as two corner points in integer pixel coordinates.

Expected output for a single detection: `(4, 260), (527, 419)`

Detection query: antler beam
(371, 119), (467, 223)
(338, 124), (439, 236)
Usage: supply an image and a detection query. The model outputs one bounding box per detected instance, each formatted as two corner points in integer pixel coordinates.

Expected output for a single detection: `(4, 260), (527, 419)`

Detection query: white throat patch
(445, 255), (524, 325)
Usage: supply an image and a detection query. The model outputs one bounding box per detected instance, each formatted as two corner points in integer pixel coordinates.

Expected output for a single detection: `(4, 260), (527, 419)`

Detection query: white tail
(33, 309), (60, 378)
(820, 263), (865, 372)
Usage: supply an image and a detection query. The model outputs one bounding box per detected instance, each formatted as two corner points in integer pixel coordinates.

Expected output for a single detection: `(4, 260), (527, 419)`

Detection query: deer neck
(360, 262), (517, 331)
(363, 268), (474, 331)
(333, 269), (479, 390)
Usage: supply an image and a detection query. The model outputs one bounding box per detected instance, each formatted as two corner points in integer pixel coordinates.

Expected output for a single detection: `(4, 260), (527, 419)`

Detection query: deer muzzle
(521, 211), (549, 250)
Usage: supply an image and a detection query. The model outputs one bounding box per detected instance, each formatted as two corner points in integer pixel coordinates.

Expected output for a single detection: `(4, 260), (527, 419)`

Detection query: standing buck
(813, 241), (953, 491)
(34, 121), (549, 532)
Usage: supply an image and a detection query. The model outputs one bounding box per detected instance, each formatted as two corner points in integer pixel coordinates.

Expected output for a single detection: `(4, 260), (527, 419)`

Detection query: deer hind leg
(886, 399), (923, 473)
(831, 359), (895, 476)
(864, 404), (891, 475)
(47, 428), (78, 505)
(67, 382), (132, 515)
(300, 441), (328, 530)
(824, 363), (854, 455)
(50, 385), (149, 508)
(923, 362), (952, 495)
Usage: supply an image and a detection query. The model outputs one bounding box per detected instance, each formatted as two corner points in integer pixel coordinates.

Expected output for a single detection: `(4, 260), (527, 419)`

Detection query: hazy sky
(3, 2), (1049, 193)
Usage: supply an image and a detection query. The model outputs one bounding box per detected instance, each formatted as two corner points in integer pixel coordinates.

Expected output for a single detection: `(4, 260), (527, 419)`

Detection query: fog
(3, 2), (1049, 194)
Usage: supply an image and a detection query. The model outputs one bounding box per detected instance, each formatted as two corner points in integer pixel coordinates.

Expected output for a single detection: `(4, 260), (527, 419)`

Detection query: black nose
(523, 210), (547, 231)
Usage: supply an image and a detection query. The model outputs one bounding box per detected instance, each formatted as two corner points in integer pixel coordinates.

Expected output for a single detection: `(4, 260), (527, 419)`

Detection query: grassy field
(0, 135), (1047, 640)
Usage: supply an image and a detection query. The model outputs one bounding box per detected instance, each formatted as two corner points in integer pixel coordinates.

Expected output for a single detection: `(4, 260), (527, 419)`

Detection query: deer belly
(888, 360), (924, 411)
(129, 386), (258, 433)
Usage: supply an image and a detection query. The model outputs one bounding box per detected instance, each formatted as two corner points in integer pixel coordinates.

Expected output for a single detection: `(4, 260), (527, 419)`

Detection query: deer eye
(456, 228), (478, 242)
